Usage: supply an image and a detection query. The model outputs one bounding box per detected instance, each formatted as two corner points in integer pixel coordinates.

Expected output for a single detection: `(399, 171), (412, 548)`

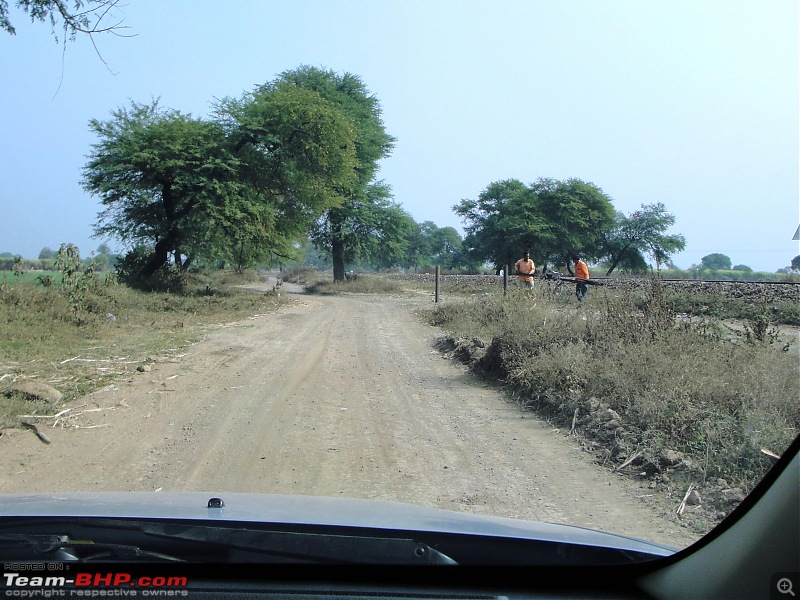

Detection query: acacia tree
(214, 83), (358, 268)
(274, 66), (402, 281)
(85, 101), (242, 276)
(454, 179), (539, 272)
(312, 182), (413, 271)
(532, 178), (615, 269)
(600, 203), (686, 274)
(86, 88), (358, 277)
(402, 221), (431, 271)
(455, 178), (614, 272)
(427, 224), (464, 269)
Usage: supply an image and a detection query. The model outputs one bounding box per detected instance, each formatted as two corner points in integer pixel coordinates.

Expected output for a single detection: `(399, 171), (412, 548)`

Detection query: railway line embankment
(390, 273), (800, 304)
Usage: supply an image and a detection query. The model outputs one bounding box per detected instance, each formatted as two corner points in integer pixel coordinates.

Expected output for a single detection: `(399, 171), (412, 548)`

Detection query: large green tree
(599, 203), (686, 274)
(454, 178), (615, 272)
(312, 182), (413, 272)
(274, 66), (401, 281)
(85, 101), (243, 275)
(402, 221), (431, 271)
(215, 83), (358, 268)
(532, 178), (616, 268)
(701, 253), (732, 270)
(428, 224), (464, 270)
(86, 87), (358, 276)
(454, 179), (536, 272)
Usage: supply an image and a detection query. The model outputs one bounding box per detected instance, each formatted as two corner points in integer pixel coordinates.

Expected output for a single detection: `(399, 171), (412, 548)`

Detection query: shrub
(115, 247), (186, 293)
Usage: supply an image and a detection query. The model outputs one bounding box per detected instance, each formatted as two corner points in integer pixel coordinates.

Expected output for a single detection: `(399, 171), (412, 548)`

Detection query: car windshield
(0, 0), (797, 564)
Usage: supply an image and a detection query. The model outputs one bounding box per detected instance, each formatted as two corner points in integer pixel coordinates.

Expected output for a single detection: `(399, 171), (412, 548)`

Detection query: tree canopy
(454, 178), (615, 272)
(83, 67), (408, 281)
(454, 179), (535, 271)
(599, 203), (686, 274)
(700, 253), (732, 271)
(274, 66), (404, 280)
(85, 101), (240, 274)
(312, 181), (413, 272)
(85, 85), (359, 277)
(215, 83), (359, 268)
(402, 221), (467, 271)
(533, 178), (616, 268)
(455, 180), (689, 274)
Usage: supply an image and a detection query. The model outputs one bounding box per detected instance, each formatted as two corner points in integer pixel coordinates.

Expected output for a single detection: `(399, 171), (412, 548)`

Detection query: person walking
(573, 255), (590, 302)
(514, 251), (536, 289)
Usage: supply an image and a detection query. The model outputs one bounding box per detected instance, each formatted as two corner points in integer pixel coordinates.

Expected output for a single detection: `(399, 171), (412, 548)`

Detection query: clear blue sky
(1, 0), (797, 272)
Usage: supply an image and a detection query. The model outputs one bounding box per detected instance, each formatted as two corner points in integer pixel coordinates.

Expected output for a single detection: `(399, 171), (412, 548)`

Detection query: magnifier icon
(778, 578), (796, 596)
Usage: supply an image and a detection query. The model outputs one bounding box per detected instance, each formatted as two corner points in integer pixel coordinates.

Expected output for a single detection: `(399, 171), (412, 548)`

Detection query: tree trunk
(604, 242), (632, 276)
(142, 238), (171, 277)
(329, 210), (346, 282)
(332, 237), (345, 282)
(605, 254), (623, 276)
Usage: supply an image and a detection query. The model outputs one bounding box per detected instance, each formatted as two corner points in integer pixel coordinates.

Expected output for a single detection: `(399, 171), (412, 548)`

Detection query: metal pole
(435, 265), (440, 303)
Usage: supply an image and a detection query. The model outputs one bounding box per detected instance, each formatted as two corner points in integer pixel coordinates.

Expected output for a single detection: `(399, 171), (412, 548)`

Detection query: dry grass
(0, 272), (290, 428)
(424, 278), (800, 492)
(307, 273), (405, 295)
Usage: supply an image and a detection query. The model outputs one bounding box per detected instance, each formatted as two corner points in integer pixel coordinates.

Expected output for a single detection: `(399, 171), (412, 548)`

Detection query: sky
(0, 0), (798, 272)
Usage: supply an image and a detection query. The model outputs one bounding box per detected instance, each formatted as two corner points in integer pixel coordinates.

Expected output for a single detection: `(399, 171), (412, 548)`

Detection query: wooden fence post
(435, 265), (440, 303)
(503, 264), (509, 296)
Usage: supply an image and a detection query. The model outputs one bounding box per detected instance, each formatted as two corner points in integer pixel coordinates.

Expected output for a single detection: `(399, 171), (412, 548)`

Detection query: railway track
(390, 273), (800, 302)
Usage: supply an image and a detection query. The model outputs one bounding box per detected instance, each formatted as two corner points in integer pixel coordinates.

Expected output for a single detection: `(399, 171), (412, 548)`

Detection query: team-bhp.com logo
(3, 572), (188, 597)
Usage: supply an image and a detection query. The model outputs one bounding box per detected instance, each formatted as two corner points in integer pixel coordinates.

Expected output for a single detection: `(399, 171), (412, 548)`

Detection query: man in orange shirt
(573, 254), (590, 302)
(514, 251), (536, 289)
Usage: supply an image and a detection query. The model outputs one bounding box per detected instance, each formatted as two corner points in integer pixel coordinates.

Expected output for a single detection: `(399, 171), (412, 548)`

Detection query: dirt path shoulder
(0, 288), (698, 548)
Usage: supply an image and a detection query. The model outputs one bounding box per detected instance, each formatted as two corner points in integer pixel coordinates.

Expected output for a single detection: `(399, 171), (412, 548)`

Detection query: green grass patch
(1, 270), (62, 286)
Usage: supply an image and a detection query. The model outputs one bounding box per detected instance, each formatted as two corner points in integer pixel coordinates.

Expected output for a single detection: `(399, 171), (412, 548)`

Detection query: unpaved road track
(0, 286), (697, 548)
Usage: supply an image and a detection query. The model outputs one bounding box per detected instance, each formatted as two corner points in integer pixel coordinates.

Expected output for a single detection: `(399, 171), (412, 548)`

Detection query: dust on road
(0, 286), (698, 548)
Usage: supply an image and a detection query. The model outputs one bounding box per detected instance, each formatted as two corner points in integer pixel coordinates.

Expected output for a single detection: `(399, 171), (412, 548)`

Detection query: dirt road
(0, 285), (698, 548)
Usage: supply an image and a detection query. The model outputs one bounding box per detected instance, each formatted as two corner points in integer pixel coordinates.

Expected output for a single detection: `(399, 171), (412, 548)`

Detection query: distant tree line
(290, 221), (480, 274)
(5, 10), (798, 284)
(9, 245), (795, 282)
(14, 57), (792, 284)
